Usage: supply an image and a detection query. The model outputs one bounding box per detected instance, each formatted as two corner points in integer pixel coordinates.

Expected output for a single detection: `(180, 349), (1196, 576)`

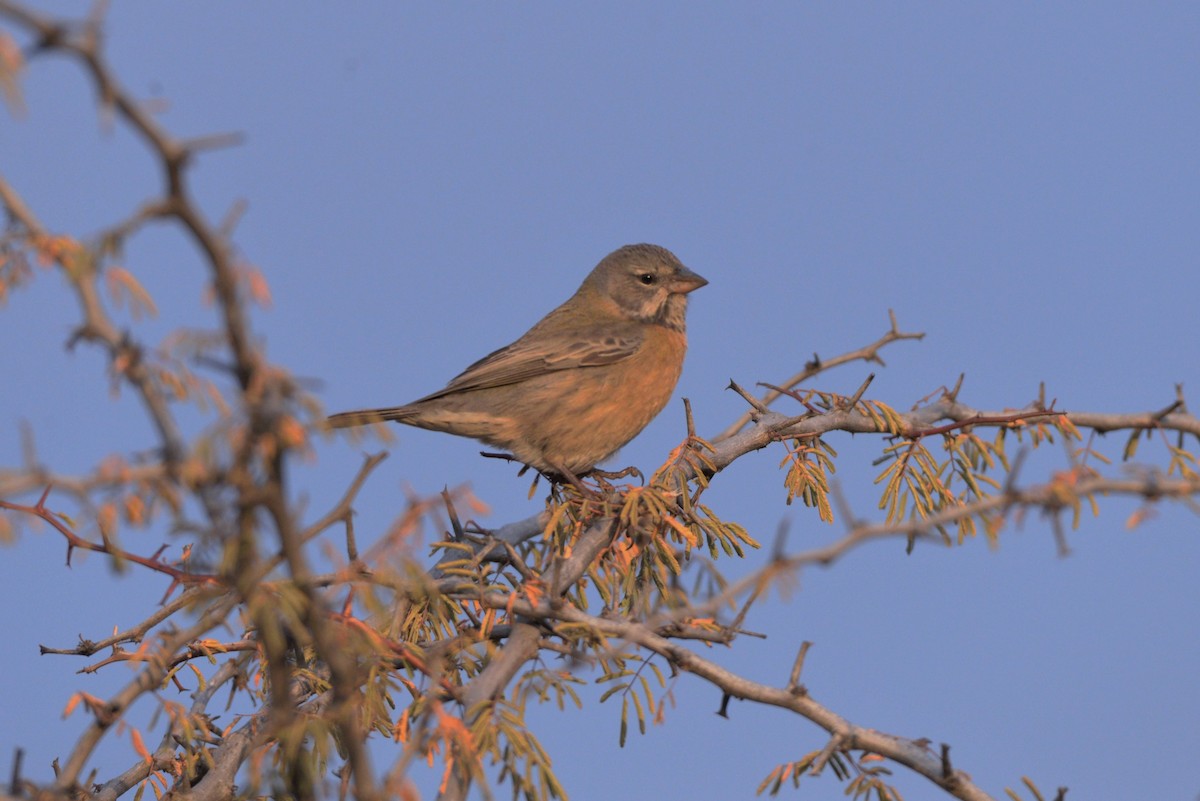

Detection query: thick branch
(709, 397), (1200, 475)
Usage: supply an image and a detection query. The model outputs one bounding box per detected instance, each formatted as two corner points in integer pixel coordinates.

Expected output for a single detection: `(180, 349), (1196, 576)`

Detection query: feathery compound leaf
(105, 266), (159, 319)
(781, 437), (835, 519)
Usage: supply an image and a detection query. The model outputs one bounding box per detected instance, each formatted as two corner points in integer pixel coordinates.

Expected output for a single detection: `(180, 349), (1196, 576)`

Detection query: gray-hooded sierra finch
(327, 244), (707, 479)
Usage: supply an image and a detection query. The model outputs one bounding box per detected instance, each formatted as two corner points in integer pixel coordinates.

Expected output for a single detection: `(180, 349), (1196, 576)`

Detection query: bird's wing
(418, 323), (645, 400)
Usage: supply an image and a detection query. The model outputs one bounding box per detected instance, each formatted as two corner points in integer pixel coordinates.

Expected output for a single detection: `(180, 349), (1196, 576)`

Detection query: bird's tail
(326, 406), (416, 429)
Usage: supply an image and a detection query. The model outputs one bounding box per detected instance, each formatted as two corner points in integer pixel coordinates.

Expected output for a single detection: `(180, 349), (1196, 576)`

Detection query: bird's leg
(480, 450), (521, 465)
(480, 450), (544, 481)
(479, 450), (607, 500)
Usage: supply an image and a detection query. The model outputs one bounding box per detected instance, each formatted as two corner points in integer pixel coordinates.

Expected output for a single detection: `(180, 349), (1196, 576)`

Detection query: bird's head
(586, 243), (707, 331)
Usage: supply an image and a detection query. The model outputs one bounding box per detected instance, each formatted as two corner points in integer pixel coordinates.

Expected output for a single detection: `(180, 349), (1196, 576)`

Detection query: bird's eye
(637, 273), (656, 285)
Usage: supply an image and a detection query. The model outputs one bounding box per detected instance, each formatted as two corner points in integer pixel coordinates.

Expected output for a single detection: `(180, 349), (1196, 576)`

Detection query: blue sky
(2, 3), (1198, 799)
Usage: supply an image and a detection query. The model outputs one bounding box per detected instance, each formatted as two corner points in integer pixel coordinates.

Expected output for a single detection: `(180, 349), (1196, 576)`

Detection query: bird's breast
(518, 324), (688, 473)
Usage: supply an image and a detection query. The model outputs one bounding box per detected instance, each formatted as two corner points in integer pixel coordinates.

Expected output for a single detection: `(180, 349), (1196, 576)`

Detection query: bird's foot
(550, 465), (605, 501)
(587, 465), (644, 486)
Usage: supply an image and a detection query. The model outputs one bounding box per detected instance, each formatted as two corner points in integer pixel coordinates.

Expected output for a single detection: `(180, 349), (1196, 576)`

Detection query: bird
(327, 244), (707, 482)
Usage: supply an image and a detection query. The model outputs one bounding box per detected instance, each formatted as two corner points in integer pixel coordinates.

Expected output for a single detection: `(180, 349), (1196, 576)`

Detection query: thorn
(19, 422), (37, 470)
(1152, 398), (1182, 422)
(770, 519), (790, 561)
(716, 692), (731, 718)
(845, 373), (875, 409)
(1051, 513), (1071, 558)
(441, 488), (464, 540)
(947, 373), (965, 402)
(830, 482), (858, 531)
(727, 380), (770, 414)
(10, 746), (24, 793)
(787, 641), (812, 693)
(757, 382), (820, 414)
(179, 131), (245, 154)
(219, 198), (249, 239)
(1002, 449), (1029, 497)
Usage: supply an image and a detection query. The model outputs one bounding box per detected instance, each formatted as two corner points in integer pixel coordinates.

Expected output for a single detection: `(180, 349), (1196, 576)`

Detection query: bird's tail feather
(326, 406), (415, 429)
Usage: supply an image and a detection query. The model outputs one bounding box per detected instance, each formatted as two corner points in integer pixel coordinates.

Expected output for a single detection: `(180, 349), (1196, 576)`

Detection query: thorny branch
(0, 4), (390, 800)
(715, 309), (925, 440)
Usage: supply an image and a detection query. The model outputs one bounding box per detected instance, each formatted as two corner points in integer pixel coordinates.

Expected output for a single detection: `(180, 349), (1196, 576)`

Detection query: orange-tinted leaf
(62, 692), (82, 718)
(523, 579), (544, 608)
(0, 31), (25, 113)
(394, 708), (411, 743)
(122, 494), (145, 526)
(662, 514), (699, 548)
(106, 266), (158, 319)
(278, 416), (307, 448)
(245, 265), (272, 308)
(32, 235), (77, 267)
(131, 727), (151, 762)
(98, 502), (118, 537)
(1125, 508), (1153, 530)
(204, 381), (231, 416)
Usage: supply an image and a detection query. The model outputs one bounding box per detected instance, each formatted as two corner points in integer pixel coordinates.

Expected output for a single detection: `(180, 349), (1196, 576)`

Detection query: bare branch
(715, 312), (925, 441)
(488, 595), (996, 801)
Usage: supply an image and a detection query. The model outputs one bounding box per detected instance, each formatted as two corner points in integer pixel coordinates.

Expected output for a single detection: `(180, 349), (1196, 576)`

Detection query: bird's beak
(671, 267), (708, 295)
